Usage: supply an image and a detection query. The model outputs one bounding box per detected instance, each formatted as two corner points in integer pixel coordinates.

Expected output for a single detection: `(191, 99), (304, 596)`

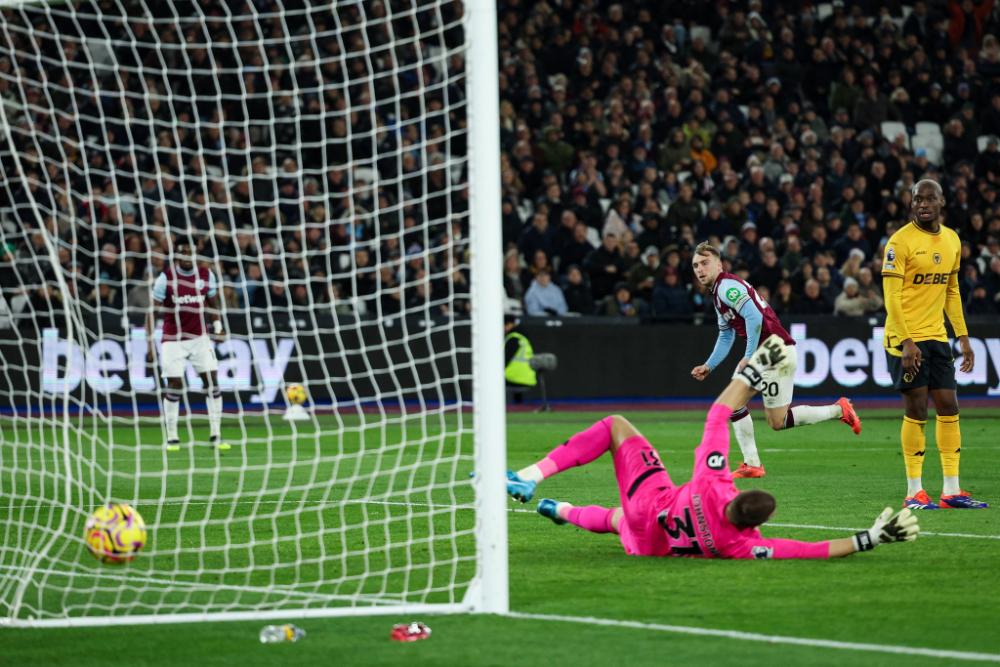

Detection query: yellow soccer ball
(286, 384), (307, 405)
(85, 503), (147, 564)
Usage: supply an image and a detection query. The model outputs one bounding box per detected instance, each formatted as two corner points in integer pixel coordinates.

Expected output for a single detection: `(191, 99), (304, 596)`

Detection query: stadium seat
(689, 25), (712, 46)
(910, 136), (942, 165)
(880, 121), (909, 148)
(916, 131), (944, 150)
(915, 121), (942, 137)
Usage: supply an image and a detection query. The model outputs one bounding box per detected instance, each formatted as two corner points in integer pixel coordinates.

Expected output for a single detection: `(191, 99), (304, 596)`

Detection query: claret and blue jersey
(152, 266), (218, 341)
(705, 272), (794, 371)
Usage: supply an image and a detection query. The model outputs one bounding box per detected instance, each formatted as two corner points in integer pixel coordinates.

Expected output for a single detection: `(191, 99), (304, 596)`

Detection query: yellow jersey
(881, 221), (967, 356)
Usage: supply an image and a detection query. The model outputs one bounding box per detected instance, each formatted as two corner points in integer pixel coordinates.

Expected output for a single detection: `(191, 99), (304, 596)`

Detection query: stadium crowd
(498, 0), (1000, 319)
(0, 0), (999, 328)
(0, 0), (471, 327)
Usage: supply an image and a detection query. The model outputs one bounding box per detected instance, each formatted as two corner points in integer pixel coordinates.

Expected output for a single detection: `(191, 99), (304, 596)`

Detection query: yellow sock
(936, 414), (961, 478)
(901, 416), (927, 484)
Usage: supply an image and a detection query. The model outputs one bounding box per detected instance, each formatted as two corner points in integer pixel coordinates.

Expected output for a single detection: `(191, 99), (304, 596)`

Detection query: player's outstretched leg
(779, 398), (862, 435)
(538, 499), (619, 533)
(507, 416), (616, 503)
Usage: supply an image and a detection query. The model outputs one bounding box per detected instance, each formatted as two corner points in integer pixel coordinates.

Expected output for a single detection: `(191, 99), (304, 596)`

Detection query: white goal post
(0, 0), (506, 626)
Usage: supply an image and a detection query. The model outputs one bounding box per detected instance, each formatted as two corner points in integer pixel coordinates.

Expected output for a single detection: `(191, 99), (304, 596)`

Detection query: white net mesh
(0, 0), (497, 624)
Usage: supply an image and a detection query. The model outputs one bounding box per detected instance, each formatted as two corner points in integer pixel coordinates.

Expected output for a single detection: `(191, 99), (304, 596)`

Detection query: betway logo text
(791, 323), (1000, 394)
(174, 294), (205, 305)
(41, 328), (294, 403)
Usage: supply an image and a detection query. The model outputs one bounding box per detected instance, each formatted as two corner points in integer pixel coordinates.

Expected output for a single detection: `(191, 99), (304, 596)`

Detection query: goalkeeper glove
(735, 335), (789, 392)
(852, 507), (919, 552)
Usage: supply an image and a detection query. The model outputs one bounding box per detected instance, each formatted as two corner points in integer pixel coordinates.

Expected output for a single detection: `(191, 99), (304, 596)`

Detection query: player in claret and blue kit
(506, 336), (919, 560)
(689, 242), (860, 478)
(146, 236), (231, 452)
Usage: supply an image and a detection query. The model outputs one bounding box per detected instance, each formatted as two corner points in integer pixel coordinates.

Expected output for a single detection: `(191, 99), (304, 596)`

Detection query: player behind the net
(506, 335), (919, 560)
(689, 241), (861, 478)
(146, 235), (231, 452)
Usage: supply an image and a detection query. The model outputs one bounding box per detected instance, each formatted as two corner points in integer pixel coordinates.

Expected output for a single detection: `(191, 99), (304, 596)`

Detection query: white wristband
(212, 320), (223, 335)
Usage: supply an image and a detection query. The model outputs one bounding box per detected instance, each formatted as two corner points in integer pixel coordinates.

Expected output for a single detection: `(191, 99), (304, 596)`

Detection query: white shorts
(733, 349), (797, 409)
(160, 335), (218, 378)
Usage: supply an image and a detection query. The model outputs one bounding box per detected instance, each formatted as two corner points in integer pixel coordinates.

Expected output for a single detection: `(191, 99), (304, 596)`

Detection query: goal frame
(0, 0), (507, 627)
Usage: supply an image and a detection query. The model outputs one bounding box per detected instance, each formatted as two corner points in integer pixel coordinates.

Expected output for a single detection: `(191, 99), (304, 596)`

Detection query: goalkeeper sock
(565, 504), (617, 534)
(936, 414), (961, 493)
(785, 404), (840, 428)
(164, 393), (181, 441)
(530, 416), (614, 480)
(730, 407), (760, 467)
(206, 388), (223, 439)
(901, 416), (927, 490)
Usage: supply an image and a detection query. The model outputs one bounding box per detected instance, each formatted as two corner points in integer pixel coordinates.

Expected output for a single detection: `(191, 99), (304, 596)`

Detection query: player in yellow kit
(882, 179), (986, 510)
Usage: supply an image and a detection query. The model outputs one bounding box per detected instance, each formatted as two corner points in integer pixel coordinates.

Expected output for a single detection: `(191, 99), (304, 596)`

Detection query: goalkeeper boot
(537, 499), (567, 525)
(208, 435), (232, 451)
(166, 439), (181, 453)
(836, 397), (862, 435)
(732, 462), (766, 479)
(939, 490), (989, 509)
(903, 490), (940, 510)
(506, 470), (536, 503)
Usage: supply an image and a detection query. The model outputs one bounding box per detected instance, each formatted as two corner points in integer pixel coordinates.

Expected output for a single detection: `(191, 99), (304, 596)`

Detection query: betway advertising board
(2, 315), (469, 406)
(520, 318), (1000, 399)
(8, 318), (1000, 404)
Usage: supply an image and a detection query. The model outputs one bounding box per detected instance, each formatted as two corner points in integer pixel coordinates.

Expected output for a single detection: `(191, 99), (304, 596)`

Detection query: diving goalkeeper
(506, 336), (919, 559)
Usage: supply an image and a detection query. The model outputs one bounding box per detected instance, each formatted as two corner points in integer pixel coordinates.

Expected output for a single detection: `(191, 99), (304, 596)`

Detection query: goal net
(0, 0), (506, 626)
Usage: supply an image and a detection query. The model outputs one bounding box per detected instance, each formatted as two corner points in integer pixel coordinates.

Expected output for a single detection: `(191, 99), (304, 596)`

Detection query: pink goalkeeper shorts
(613, 435), (675, 556)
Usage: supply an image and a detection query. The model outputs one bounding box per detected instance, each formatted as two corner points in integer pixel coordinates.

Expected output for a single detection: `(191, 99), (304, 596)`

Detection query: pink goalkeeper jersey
(655, 404), (830, 560)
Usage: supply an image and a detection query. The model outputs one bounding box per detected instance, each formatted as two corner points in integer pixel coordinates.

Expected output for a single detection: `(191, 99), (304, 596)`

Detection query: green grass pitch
(2, 407), (1000, 665)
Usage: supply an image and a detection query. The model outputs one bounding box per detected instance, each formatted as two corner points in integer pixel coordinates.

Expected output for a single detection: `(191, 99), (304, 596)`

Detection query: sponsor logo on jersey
(752, 545), (774, 560)
(706, 452), (726, 470)
(175, 294), (205, 305)
(912, 272), (949, 285)
(725, 287), (741, 304)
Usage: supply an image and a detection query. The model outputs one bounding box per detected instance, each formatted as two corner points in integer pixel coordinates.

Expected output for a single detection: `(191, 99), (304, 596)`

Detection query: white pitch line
(507, 612), (1000, 663)
(5, 499), (1000, 540)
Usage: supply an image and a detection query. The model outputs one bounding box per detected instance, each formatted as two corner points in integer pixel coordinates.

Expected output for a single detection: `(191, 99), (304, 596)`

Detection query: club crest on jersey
(725, 287), (740, 304)
(706, 451), (726, 470)
(932, 252), (941, 265)
(752, 546), (774, 560)
(195, 278), (205, 290)
(886, 247), (896, 263)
